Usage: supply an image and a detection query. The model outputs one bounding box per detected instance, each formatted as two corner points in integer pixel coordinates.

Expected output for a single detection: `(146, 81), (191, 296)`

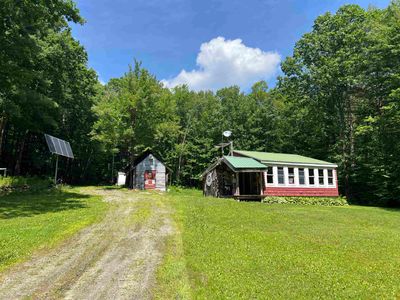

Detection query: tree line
(0, 0), (106, 182)
(1, 1), (399, 205)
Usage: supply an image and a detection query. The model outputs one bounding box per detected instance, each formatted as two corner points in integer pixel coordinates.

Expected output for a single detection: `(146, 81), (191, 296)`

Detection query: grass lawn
(0, 187), (107, 272)
(156, 189), (400, 299)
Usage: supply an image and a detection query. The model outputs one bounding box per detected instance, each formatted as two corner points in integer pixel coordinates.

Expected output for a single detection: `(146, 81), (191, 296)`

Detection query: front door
(144, 170), (156, 189)
(239, 172), (260, 195)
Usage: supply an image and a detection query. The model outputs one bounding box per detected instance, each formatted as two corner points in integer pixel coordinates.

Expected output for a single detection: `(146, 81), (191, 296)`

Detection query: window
(328, 169), (334, 185)
(309, 168), (315, 185)
(318, 169), (324, 185)
(278, 167), (284, 184)
(267, 167), (274, 184)
(299, 168), (305, 185)
(288, 167), (295, 184)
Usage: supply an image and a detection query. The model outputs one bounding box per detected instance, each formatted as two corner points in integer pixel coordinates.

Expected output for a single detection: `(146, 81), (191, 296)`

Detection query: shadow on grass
(0, 190), (91, 219)
(380, 207), (400, 213)
(101, 186), (123, 190)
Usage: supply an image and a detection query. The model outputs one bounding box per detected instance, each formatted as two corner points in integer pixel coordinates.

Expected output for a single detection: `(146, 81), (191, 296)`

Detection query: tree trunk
(176, 131), (188, 184)
(176, 116), (191, 184)
(343, 92), (356, 199)
(82, 148), (93, 181)
(129, 107), (137, 162)
(0, 116), (7, 157)
(14, 130), (28, 175)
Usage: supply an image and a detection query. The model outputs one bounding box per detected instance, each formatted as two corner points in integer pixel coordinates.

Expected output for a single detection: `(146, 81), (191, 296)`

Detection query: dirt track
(0, 187), (173, 299)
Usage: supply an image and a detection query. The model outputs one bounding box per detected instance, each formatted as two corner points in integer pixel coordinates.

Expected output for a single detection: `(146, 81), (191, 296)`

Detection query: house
(202, 150), (338, 199)
(125, 150), (168, 191)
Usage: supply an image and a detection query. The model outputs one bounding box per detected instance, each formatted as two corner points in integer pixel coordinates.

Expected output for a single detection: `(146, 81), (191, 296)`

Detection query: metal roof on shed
(223, 156), (267, 169)
(234, 150), (337, 166)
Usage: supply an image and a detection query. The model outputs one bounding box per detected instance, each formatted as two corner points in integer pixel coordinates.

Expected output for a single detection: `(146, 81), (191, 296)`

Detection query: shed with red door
(126, 150), (168, 191)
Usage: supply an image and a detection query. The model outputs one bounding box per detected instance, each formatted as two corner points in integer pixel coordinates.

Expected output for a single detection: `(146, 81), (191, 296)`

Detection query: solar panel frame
(45, 134), (56, 153)
(44, 134), (74, 159)
(65, 142), (73, 158)
(59, 139), (68, 156)
(53, 137), (62, 155)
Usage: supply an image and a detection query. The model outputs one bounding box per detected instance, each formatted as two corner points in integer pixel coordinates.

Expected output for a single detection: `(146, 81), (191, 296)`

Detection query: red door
(144, 170), (156, 189)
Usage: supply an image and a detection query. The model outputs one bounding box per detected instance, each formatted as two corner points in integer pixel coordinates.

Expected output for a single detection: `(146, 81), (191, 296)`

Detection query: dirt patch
(0, 188), (174, 299)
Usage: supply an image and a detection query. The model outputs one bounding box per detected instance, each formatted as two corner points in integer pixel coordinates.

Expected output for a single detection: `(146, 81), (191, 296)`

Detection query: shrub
(262, 196), (348, 206)
(0, 176), (53, 194)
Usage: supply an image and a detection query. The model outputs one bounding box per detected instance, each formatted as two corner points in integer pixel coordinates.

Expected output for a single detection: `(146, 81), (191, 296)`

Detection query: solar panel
(44, 134), (74, 158)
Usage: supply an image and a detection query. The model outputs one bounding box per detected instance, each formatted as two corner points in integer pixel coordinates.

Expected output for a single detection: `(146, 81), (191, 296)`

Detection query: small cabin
(126, 150), (168, 191)
(202, 150), (339, 200)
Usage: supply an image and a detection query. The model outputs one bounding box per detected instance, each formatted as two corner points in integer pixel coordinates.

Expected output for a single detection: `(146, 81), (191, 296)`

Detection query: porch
(203, 156), (267, 199)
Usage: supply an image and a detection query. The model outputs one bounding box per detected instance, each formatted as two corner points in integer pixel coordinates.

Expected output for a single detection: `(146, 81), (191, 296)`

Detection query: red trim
(263, 186), (339, 197)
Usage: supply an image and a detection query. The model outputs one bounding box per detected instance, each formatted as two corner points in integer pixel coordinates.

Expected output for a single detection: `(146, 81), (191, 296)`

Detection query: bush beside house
(262, 196), (348, 206)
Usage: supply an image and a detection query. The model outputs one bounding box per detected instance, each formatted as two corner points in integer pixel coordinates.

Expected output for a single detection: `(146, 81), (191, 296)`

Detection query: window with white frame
(267, 167), (274, 184)
(308, 169), (315, 185)
(299, 168), (305, 185)
(288, 167), (295, 184)
(308, 168), (315, 185)
(318, 169), (324, 185)
(328, 169), (334, 185)
(278, 167), (284, 184)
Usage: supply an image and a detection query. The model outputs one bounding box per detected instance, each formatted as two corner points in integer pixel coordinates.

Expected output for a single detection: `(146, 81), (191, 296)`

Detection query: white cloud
(162, 37), (281, 91)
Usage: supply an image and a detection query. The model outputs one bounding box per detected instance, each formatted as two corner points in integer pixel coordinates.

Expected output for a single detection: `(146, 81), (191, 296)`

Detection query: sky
(70, 0), (390, 91)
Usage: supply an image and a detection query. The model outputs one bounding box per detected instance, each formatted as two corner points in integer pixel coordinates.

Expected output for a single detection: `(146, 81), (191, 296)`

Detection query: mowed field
(0, 187), (400, 299)
(157, 189), (400, 299)
(0, 187), (107, 272)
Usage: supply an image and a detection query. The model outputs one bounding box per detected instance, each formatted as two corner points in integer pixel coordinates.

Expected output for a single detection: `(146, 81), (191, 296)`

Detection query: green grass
(0, 176), (52, 193)
(155, 213), (192, 300)
(0, 187), (107, 272)
(156, 189), (400, 299)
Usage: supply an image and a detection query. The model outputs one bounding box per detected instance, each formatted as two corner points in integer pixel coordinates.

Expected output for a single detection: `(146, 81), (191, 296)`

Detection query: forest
(1, 1), (400, 206)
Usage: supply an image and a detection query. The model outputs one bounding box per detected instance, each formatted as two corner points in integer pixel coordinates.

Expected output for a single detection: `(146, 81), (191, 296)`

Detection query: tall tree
(0, 0), (82, 156)
(277, 1), (400, 204)
(0, 1), (105, 183)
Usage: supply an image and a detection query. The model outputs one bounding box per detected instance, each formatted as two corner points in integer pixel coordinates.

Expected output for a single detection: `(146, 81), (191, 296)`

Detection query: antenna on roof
(223, 130), (232, 138)
(215, 130), (233, 156)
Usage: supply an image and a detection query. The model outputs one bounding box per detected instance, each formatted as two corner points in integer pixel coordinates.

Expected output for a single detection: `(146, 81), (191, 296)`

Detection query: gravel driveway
(0, 187), (173, 299)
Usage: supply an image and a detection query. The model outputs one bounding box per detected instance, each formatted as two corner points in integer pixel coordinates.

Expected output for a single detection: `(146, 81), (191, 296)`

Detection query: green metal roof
(234, 150), (337, 166)
(223, 156), (267, 169)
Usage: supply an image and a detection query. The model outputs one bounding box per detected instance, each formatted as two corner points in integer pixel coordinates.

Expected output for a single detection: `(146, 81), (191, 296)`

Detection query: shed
(202, 156), (268, 199)
(125, 150), (168, 191)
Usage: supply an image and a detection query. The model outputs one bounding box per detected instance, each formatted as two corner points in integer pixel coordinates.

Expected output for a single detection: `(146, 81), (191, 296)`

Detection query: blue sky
(71, 0), (390, 90)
